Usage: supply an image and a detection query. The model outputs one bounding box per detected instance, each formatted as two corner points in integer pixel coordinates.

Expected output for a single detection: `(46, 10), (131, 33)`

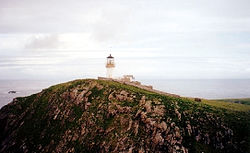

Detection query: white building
(106, 54), (115, 78)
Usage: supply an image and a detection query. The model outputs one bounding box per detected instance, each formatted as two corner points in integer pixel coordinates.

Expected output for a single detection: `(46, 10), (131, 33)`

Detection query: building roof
(107, 54), (114, 58)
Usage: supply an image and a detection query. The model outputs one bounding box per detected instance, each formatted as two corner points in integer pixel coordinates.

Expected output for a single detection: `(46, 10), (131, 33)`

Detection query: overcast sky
(0, 0), (250, 80)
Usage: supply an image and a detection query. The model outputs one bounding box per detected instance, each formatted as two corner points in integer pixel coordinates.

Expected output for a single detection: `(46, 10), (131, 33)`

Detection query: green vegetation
(214, 98), (250, 106)
(0, 79), (249, 153)
(198, 98), (250, 112)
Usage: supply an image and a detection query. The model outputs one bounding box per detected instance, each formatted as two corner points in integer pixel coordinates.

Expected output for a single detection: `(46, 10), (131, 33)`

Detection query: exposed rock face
(0, 79), (249, 153)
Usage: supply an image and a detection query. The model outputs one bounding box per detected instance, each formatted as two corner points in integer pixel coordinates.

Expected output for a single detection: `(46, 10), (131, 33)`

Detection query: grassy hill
(0, 79), (249, 153)
(213, 98), (250, 106)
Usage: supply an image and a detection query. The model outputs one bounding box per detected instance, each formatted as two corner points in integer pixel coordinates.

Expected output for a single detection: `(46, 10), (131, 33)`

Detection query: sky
(0, 0), (250, 81)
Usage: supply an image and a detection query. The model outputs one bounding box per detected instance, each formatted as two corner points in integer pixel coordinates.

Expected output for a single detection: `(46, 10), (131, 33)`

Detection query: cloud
(25, 34), (60, 49)
(0, 0), (250, 79)
(0, 0), (249, 34)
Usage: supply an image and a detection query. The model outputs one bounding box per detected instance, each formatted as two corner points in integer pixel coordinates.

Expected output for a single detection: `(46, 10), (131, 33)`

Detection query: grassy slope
(213, 98), (250, 106)
(50, 79), (250, 111)
(199, 98), (250, 152)
(199, 99), (250, 112)
(47, 79), (250, 152)
(1, 79), (250, 153)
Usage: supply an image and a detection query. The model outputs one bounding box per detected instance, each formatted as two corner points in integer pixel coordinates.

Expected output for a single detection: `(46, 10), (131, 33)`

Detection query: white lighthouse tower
(106, 54), (115, 78)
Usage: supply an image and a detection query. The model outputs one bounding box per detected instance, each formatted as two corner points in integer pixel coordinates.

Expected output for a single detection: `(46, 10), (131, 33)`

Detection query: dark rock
(194, 98), (202, 102)
(8, 91), (17, 94)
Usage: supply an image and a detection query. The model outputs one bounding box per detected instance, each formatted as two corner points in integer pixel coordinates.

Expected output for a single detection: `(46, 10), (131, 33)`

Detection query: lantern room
(106, 54), (115, 68)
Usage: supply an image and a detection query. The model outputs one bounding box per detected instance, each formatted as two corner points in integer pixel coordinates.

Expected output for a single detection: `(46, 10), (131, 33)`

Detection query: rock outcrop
(0, 79), (249, 153)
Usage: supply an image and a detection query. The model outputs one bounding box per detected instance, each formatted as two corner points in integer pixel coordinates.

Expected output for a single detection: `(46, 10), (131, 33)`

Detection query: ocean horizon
(1, 78), (250, 108)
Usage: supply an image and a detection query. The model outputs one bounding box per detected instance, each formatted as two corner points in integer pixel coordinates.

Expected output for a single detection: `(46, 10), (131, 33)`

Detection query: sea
(1, 79), (250, 108)
(0, 80), (59, 108)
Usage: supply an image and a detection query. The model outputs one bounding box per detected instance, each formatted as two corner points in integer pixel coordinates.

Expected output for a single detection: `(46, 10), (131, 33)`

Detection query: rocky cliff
(0, 79), (249, 153)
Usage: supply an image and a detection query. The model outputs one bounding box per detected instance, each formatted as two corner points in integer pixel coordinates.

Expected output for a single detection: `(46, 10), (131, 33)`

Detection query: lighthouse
(106, 54), (115, 78)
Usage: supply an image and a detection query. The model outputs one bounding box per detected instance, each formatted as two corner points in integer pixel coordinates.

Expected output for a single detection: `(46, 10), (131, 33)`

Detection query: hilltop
(0, 79), (250, 153)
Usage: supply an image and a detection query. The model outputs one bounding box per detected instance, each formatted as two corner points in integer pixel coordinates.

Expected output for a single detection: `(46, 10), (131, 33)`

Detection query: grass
(214, 98), (250, 106)
(4, 78), (249, 153)
(202, 99), (250, 112)
(185, 97), (250, 112)
(43, 79), (250, 113)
